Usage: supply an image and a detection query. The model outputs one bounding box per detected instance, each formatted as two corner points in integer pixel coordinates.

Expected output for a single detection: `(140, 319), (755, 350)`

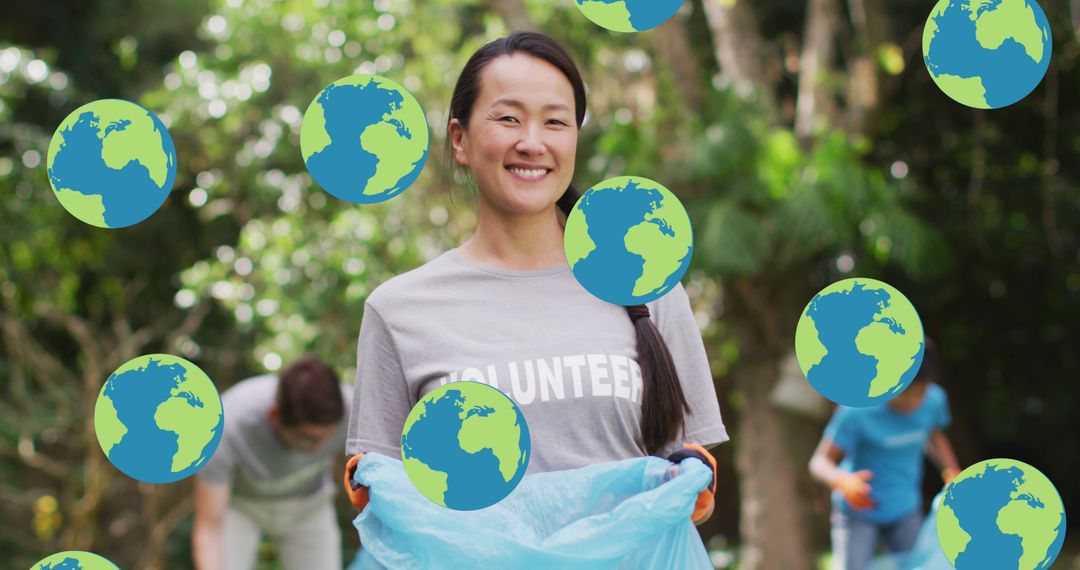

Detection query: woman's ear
(448, 118), (469, 167)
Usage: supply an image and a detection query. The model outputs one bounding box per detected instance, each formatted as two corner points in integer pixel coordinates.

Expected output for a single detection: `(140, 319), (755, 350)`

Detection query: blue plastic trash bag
(870, 492), (953, 570)
(346, 452), (713, 570)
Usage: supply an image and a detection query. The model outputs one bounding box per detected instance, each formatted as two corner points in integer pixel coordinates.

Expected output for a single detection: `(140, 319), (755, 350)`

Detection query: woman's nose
(515, 123), (546, 155)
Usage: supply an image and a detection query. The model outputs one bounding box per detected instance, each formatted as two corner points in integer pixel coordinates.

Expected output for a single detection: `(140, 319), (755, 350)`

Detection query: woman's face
(450, 53), (578, 217)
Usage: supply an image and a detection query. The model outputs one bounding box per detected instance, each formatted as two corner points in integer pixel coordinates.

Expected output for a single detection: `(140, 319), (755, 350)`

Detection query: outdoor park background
(1, 0), (1078, 568)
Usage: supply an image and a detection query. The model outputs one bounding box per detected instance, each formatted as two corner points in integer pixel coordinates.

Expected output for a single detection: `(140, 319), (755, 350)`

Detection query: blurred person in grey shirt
(193, 355), (352, 570)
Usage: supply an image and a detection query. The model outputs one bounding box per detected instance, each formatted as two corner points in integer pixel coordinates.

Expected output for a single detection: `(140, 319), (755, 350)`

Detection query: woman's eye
(499, 116), (519, 123)
(548, 119), (568, 126)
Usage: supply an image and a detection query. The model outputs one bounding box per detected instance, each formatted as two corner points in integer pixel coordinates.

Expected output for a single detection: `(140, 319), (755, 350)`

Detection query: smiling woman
(443, 34), (585, 269)
(448, 53), (578, 224)
(343, 31), (728, 541)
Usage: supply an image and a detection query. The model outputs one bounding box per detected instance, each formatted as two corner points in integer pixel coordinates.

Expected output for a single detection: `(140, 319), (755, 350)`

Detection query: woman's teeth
(508, 167), (549, 179)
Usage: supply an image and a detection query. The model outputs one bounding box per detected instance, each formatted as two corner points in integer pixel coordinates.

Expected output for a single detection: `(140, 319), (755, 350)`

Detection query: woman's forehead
(476, 54), (575, 108)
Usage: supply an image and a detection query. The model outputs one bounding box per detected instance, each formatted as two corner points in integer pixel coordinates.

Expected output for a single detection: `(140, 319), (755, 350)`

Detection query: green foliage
(616, 86), (950, 281)
(701, 200), (769, 275)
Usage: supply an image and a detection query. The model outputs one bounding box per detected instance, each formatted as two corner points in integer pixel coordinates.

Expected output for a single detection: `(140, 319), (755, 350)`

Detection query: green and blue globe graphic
(565, 176), (692, 306)
(401, 381), (530, 511)
(937, 459), (1066, 569)
(94, 354), (223, 484)
(923, 0), (1052, 109)
(794, 278), (924, 407)
(300, 74), (429, 204)
(31, 551), (119, 570)
(46, 99), (177, 228)
(574, 0), (685, 33)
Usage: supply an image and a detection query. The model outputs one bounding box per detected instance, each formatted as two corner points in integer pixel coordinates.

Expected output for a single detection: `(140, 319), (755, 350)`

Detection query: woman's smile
(505, 163), (553, 182)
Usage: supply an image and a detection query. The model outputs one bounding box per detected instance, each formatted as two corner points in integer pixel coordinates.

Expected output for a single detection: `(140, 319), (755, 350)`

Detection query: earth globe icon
(46, 99), (177, 228)
(31, 551), (119, 570)
(94, 354), (224, 484)
(574, 0), (686, 33)
(565, 176), (693, 306)
(937, 459), (1066, 569)
(794, 278), (924, 407)
(923, 0), (1052, 109)
(401, 381), (531, 511)
(300, 74), (429, 204)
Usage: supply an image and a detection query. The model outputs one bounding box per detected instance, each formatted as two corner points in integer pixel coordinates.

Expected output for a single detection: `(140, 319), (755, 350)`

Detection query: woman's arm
(346, 302), (412, 458)
(651, 283), (730, 457)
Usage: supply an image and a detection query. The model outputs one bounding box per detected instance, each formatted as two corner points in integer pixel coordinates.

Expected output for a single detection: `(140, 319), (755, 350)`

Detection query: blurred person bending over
(193, 355), (353, 570)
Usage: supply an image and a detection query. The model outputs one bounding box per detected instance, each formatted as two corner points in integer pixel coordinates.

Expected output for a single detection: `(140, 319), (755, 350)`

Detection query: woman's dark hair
(446, 32), (691, 455)
(276, 354), (344, 426)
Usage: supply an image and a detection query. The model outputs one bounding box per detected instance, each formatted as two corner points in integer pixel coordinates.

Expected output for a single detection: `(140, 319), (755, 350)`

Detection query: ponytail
(556, 185), (690, 455)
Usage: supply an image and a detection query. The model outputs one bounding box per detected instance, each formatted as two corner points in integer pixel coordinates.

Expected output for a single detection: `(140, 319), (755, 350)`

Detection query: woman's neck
(458, 206), (568, 270)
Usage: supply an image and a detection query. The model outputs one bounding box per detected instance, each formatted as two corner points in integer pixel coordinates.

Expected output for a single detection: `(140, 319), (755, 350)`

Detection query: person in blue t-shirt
(809, 339), (962, 570)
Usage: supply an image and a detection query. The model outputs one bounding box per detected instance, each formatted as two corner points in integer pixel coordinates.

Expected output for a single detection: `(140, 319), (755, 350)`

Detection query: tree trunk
(699, 3), (828, 563)
(728, 276), (816, 570)
(1071, 0), (1080, 43)
(653, 13), (704, 110)
(843, 0), (889, 138)
(700, 0), (777, 110)
(795, 0), (840, 141)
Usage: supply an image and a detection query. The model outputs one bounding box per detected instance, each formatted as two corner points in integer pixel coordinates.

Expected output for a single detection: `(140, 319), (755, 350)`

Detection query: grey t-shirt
(346, 248), (728, 474)
(198, 374), (353, 500)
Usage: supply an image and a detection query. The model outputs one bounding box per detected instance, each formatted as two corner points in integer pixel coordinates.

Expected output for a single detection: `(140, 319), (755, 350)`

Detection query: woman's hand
(666, 443), (717, 525)
(344, 452), (370, 511)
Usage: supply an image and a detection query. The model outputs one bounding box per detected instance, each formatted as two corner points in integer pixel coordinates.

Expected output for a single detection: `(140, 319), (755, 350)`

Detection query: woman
(343, 31), (728, 527)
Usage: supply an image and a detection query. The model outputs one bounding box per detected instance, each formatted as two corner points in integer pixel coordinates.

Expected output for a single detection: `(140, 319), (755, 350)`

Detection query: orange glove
(666, 443), (717, 524)
(344, 453), (370, 511)
(832, 470), (875, 510)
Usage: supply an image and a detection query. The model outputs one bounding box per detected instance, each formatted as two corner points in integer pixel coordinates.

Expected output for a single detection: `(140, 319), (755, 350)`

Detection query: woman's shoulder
(364, 250), (459, 311)
(651, 280), (690, 306)
(645, 280), (691, 324)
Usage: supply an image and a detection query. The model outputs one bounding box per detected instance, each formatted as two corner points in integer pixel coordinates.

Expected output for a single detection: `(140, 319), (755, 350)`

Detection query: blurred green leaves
(701, 200), (769, 275)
